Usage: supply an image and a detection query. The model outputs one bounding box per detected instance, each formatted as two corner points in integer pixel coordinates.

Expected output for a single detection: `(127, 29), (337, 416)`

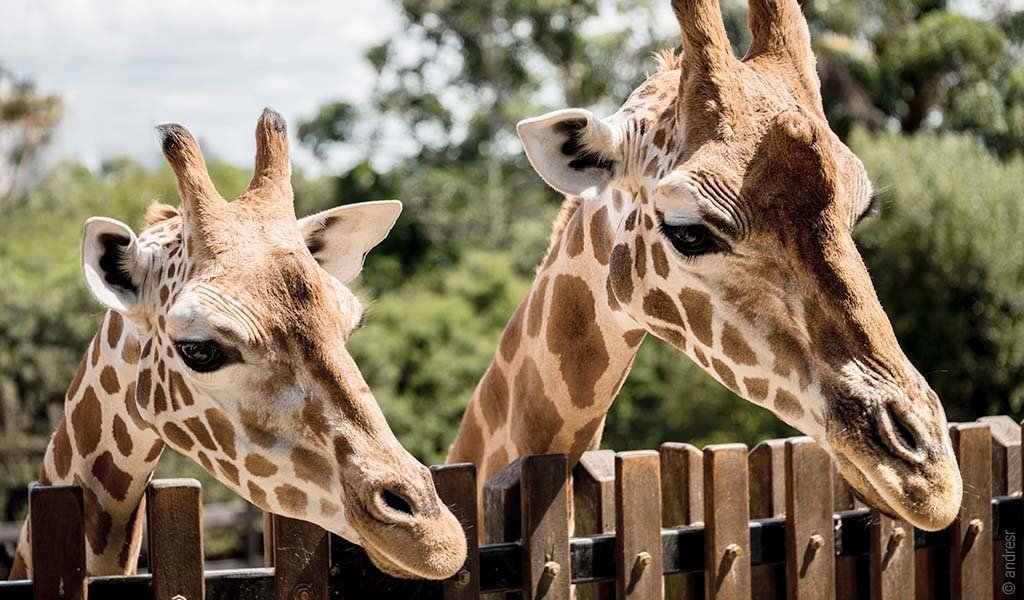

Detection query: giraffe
(448, 0), (962, 532)
(10, 110), (466, 580)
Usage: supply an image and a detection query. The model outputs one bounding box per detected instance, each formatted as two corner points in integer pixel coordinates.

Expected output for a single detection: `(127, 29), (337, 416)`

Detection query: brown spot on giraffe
(774, 388), (805, 420)
(72, 386), (102, 456)
(485, 446), (509, 476)
(275, 484), (308, 514)
(245, 453), (278, 477)
(153, 382), (168, 413)
(590, 206), (612, 265)
(652, 325), (686, 349)
(448, 410), (485, 467)
(99, 366), (120, 395)
(217, 459), (240, 486)
(546, 275), (609, 409)
(91, 451), (133, 501)
(634, 236), (647, 278)
(144, 439), (165, 463)
(565, 207), (585, 257)
(679, 287), (714, 346)
(121, 337), (140, 364)
(568, 415), (606, 464)
(163, 422), (194, 451)
(112, 416), (133, 456)
(650, 241), (669, 278)
(169, 371), (194, 407)
(711, 358), (739, 392)
(183, 416), (217, 451)
(159, 285), (169, 305)
(136, 368), (152, 408)
(609, 244), (634, 305)
(118, 501), (145, 570)
(205, 408), (237, 459)
(721, 322), (758, 366)
(68, 355), (88, 401)
(744, 377), (769, 402)
(478, 365), (509, 433)
(320, 499), (341, 517)
(291, 446), (334, 491)
(106, 312), (123, 349)
(197, 451), (215, 473)
(510, 356), (564, 454)
(77, 476), (112, 556)
(769, 329), (812, 390)
(247, 481), (269, 509)
(623, 329), (645, 347)
(300, 398), (330, 446)
(90, 335), (101, 367)
(52, 420), (73, 479)
(643, 289), (685, 327)
(498, 302), (526, 363)
(692, 345), (710, 368)
(526, 277), (549, 338)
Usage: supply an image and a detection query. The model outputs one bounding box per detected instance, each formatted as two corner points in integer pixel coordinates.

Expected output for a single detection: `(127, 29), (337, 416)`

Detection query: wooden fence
(0, 416), (1019, 599)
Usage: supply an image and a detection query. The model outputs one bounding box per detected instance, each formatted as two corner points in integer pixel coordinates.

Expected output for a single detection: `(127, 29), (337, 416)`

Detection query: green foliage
(851, 129), (1024, 418)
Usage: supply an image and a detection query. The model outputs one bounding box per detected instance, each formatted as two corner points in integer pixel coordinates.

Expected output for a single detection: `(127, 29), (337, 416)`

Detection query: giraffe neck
(11, 311), (164, 578)
(447, 191), (645, 483)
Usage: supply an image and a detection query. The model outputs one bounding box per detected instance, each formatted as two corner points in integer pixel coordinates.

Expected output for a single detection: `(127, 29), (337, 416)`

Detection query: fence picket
(980, 416), (1021, 600)
(147, 479), (204, 600)
(272, 515), (329, 600)
(834, 461), (867, 600)
(868, 511), (914, 600)
(704, 444), (751, 600)
(433, 463), (481, 600)
(750, 440), (786, 600)
(29, 484), (87, 600)
(573, 450), (616, 600)
(520, 454), (570, 600)
(661, 442), (704, 600)
(614, 450), (663, 599)
(950, 423), (993, 600)
(784, 438), (835, 599)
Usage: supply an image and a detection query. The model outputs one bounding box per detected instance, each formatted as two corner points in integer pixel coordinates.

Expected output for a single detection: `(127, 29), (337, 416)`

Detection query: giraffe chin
(833, 453), (962, 532)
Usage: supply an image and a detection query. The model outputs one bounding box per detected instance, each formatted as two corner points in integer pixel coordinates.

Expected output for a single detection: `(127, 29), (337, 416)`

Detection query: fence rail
(0, 417), (1020, 599)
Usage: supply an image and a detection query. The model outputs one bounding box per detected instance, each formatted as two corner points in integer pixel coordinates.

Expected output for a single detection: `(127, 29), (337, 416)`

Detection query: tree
(0, 66), (63, 201)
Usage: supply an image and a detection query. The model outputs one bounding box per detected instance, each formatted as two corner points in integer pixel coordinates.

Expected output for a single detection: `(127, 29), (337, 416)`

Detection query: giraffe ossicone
(450, 0), (961, 533)
(12, 109), (466, 580)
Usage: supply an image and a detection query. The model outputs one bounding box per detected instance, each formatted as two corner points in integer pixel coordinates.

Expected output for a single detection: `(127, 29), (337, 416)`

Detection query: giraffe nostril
(886, 404), (920, 456)
(380, 488), (415, 518)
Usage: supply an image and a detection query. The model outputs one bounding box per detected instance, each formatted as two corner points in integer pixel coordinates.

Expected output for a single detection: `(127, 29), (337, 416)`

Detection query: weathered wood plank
(784, 438), (835, 600)
(433, 463), (481, 600)
(661, 442), (704, 600)
(573, 450), (616, 600)
(520, 454), (570, 600)
(950, 423), (993, 600)
(750, 440), (786, 600)
(869, 511), (914, 600)
(30, 484), (87, 600)
(615, 451), (663, 599)
(704, 444), (751, 600)
(980, 416), (1021, 600)
(272, 515), (329, 600)
(147, 479), (204, 600)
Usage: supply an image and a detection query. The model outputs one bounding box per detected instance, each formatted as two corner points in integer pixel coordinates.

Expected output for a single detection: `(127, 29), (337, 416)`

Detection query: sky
(1, 0), (400, 172)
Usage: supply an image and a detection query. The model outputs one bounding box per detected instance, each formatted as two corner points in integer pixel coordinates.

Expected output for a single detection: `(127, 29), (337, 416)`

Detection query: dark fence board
(273, 515), (330, 600)
(869, 511), (914, 600)
(573, 450), (616, 600)
(614, 451), (662, 599)
(750, 440), (786, 600)
(950, 423), (993, 600)
(30, 484), (86, 600)
(784, 438), (835, 599)
(147, 478), (204, 600)
(661, 442), (704, 600)
(520, 454), (570, 600)
(704, 443), (751, 599)
(981, 416), (1021, 600)
(433, 463), (481, 600)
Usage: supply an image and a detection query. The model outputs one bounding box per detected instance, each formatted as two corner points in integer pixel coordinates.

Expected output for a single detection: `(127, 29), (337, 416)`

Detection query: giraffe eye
(174, 340), (228, 373)
(660, 223), (724, 257)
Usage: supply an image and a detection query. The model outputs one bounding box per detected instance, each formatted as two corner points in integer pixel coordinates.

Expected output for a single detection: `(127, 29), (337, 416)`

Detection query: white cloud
(0, 0), (400, 172)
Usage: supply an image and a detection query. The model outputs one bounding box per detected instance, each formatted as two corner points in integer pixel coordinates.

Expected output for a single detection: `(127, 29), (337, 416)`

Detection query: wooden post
(30, 484), (87, 600)
(484, 457), (524, 545)
(433, 463), (481, 600)
(749, 440), (786, 600)
(704, 444), (751, 599)
(950, 423), (993, 600)
(615, 451), (663, 599)
(263, 511), (275, 567)
(661, 442), (704, 600)
(147, 479), (204, 600)
(869, 511), (914, 600)
(520, 454), (570, 600)
(573, 450), (616, 600)
(272, 515), (330, 600)
(784, 438), (835, 600)
(979, 416), (1021, 600)
(834, 461), (867, 600)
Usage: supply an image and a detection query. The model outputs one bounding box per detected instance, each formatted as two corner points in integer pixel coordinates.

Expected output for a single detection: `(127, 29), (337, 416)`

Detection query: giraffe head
(516, 0), (960, 530)
(79, 110), (466, 578)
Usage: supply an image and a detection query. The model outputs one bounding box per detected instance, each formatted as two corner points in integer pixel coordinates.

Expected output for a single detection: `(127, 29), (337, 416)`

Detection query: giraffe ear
(517, 108), (619, 196)
(81, 217), (144, 313)
(298, 200), (402, 284)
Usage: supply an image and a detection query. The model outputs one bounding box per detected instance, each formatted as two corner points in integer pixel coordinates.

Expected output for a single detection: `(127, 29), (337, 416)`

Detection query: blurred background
(1, 0), (1022, 568)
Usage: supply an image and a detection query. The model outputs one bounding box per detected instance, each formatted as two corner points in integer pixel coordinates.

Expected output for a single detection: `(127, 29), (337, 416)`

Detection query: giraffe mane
(652, 48), (682, 73)
(144, 202), (179, 226)
(537, 195), (583, 273)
